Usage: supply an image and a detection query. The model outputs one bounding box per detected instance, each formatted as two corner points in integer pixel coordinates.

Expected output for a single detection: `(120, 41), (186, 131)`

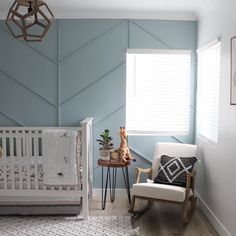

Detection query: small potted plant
(96, 129), (114, 160)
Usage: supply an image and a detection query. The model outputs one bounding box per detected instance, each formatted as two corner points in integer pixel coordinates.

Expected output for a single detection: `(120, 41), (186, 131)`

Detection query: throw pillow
(153, 155), (197, 187)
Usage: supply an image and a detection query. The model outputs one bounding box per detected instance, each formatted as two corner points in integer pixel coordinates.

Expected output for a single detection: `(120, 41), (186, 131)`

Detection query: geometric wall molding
(130, 20), (171, 49)
(0, 110), (25, 126)
(0, 69), (58, 109)
(25, 43), (58, 65)
(59, 20), (128, 63)
(93, 105), (125, 126)
(0, 24), (57, 65)
(61, 61), (126, 106)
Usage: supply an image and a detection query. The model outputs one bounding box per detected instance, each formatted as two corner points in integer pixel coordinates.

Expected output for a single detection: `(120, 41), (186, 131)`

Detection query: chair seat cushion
(131, 182), (192, 202)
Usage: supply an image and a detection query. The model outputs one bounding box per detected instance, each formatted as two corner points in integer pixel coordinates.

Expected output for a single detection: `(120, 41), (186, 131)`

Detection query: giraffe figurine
(119, 127), (135, 163)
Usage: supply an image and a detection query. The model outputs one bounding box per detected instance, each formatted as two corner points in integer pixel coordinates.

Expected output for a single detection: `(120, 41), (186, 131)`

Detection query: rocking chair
(129, 142), (197, 224)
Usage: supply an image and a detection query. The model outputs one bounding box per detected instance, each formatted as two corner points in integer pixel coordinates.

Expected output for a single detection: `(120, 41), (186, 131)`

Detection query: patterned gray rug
(0, 216), (140, 236)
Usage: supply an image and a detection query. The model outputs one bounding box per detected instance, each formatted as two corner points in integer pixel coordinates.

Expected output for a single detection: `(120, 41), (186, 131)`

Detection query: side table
(97, 159), (131, 210)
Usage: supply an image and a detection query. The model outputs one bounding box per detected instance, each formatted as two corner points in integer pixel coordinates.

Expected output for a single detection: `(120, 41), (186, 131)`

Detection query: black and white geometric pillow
(153, 155), (197, 187)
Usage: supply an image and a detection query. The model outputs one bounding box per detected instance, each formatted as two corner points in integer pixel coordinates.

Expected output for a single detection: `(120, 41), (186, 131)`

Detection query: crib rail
(0, 129), (43, 191)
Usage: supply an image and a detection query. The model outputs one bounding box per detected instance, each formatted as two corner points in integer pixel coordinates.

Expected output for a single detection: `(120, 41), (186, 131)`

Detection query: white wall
(197, 1), (236, 235)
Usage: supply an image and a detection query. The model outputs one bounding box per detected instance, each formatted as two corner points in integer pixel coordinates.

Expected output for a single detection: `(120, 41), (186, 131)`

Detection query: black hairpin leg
(102, 166), (110, 210)
(110, 167), (117, 202)
(122, 167), (131, 204)
(102, 166), (104, 208)
(101, 164), (130, 209)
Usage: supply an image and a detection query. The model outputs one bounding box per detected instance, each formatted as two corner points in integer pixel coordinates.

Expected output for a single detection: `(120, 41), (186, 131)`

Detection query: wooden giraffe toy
(119, 127), (136, 163)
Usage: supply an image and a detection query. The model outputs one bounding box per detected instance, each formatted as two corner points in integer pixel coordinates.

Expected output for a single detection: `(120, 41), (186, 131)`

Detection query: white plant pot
(100, 149), (115, 161)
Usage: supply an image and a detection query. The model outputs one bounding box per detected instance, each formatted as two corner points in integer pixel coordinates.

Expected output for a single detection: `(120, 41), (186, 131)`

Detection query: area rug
(0, 216), (140, 236)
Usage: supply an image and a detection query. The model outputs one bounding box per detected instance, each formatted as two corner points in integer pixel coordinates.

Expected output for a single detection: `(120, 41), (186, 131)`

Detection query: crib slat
(2, 136), (7, 189)
(9, 135), (15, 190)
(26, 132), (32, 190)
(22, 133), (26, 156)
(33, 134), (39, 190)
(41, 132), (47, 191)
(21, 136), (26, 189)
(16, 134), (23, 190)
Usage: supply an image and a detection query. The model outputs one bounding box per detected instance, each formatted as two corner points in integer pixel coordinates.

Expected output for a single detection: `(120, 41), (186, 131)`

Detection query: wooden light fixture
(5, 0), (54, 42)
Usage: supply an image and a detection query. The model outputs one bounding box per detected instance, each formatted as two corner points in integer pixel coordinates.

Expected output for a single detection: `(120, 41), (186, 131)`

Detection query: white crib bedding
(0, 158), (82, 187)
(0, 160), (44, 182)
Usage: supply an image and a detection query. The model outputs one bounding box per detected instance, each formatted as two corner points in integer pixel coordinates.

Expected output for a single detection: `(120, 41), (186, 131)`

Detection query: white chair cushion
(131, 182), (192, 202)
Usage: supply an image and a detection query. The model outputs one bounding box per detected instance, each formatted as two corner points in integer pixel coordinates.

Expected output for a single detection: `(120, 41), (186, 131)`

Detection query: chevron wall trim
(0, 69), (58, 108)
(0, 24), (58, 64)
(0, 110), (25, 126)
(61, 61), (125, 106)
(130, 20), (171, 49)
(0, 19), (197, 188)
(59, 20), (128, 62)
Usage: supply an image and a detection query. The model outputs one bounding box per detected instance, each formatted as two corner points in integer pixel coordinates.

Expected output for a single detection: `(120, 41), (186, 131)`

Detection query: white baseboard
(196, 191), (231, 236)
(93, 188), (129, 198)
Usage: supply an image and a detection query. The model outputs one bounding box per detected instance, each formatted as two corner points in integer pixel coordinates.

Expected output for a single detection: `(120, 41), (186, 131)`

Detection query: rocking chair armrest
(135, 167), (152, 183)
(186, 171), (197, 196)
(187, 171), (196, 178)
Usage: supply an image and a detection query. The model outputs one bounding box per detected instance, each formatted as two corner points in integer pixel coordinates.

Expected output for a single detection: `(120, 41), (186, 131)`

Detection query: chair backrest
(151, 142), (197, 179)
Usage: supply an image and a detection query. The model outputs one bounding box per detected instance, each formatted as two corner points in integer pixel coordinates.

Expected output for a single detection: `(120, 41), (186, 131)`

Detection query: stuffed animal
(119, 127), (135, 163)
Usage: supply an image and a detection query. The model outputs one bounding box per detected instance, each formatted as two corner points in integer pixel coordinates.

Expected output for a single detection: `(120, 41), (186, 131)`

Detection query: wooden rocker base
(130, 195), (197, 224)
(129, 196), (153, 219)
(182, 196), (197, 224)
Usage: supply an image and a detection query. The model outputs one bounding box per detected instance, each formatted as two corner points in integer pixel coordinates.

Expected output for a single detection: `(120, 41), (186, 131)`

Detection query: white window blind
(126, 49), (191, 135)
(197, 40), (221, 143)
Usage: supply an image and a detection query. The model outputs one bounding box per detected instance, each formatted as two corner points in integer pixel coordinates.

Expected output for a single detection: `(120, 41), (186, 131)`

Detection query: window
(197, 40), (221, 143)
(126, 49), (191, 135)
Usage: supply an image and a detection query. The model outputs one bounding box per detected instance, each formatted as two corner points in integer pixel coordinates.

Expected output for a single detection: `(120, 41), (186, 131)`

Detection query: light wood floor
(89, 197), (219, 236)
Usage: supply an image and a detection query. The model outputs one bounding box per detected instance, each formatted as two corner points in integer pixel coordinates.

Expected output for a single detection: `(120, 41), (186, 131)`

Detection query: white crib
(0, 117), (93, 219)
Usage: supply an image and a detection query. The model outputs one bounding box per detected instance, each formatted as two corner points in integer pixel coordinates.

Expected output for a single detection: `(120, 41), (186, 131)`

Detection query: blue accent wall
(0, 19), (197, 188)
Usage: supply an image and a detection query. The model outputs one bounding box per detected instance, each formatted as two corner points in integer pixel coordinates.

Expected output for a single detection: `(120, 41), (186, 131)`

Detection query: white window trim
(197, 37), (221, 53)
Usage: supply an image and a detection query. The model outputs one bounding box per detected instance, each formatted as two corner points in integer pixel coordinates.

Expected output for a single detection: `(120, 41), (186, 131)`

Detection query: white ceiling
(0, 0), (218, 20)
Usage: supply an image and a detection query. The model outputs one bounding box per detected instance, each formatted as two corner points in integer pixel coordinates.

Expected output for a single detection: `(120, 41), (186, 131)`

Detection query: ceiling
(0, 0), (218, 20)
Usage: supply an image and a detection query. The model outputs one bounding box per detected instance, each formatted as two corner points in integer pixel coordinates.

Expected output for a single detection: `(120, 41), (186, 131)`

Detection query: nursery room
(0, 0), (236, 235)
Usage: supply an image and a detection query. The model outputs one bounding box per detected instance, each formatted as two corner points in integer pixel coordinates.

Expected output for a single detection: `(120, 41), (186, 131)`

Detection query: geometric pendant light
(5, 0), (54, 42)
